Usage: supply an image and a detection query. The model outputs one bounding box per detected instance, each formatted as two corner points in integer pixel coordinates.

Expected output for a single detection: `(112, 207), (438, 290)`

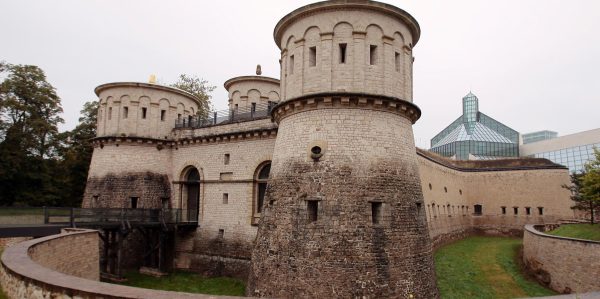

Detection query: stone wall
(0, 229), (248, 299)
(523, 224), (600, 294)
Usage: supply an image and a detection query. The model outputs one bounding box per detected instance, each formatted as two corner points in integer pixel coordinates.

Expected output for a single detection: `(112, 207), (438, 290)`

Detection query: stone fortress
(83, 1), (574, 298)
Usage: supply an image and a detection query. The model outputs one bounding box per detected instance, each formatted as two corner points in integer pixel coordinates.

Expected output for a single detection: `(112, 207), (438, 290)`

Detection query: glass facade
(522, 130), (558, 144)
(430, 92), (519, 160)
(530, 143), (600, 173)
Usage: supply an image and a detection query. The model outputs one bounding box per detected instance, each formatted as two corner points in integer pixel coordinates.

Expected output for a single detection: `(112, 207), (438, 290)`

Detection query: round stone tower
(224, 76), (280, 110)
(95, 82), (200, 139)
(248, 1), (439, 298)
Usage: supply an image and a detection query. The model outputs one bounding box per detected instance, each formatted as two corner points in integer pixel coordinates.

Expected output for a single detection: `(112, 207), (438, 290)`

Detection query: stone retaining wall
(0, 229), (246, 299)
(523, 224), (600, 294)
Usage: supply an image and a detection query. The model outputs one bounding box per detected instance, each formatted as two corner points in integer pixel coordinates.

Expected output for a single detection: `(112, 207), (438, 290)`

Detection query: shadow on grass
(114, 271), (245, 296)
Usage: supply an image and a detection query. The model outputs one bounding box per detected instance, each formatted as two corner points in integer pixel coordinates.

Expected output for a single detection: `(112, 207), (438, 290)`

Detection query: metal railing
(0, 207), (198, 226)
(175, 102), (276, 129)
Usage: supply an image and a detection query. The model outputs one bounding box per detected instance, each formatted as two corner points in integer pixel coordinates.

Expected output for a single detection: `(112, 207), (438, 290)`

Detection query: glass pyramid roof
(431, 120), (514, 148)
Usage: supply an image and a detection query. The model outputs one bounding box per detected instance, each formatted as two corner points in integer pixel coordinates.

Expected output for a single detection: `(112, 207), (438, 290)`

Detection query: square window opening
(224, 153), (230, 165)
(474, 204), (482, 215)
(218, 229), (224, 239)
(339, 43), (347, 64)
(372, 202), (382, 224)
(513, 207), (519, 215)
(309, 46), (316, 67)
(538, 207), (544, 215)
(307, 200), (318, 223)
(526, 207), (531, 215)
(501, 206), (506, 215)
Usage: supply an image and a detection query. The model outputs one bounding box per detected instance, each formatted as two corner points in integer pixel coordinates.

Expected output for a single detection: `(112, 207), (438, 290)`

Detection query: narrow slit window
(160, 110), (166, 121)
(369, 45), (378, 65)
(538, 207), (544, 215)
(372, 202), (382, 224)
(525, 207), (531, 215)
(339, 43), (347, 64)
(223, 193), (229, 204)
(309, 46), (316, 67)
(130, 197), (138, 209)
(289, 55), (295, 74)
(224, 154), (230, 165)
(218, 229), (224, 239)
(501, 206), (506, 215)
(108, 107), (112, 120)
(141, 107), (147, 119)
(123, 107), (128, 119)
(395, 52), (401, 72)
(307, 200), (318, 222)
(513, 207), (519, 215)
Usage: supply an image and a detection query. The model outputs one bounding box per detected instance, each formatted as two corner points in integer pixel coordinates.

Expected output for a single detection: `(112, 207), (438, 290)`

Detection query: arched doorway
(184, 168), (200, 222)
(252, 162), (271, 225)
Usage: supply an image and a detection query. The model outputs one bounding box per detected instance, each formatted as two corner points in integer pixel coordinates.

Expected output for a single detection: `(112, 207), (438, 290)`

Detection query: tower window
(307, 200), (318, 223)
(289, 55), (295, 74)
(141, 107), (147, 119)
(538, 207), (544, 215)
(525, 207), (531, 215)
(369, 45), (378, 65)
(395, 52), (401, 72)
(372, 202), (382, 224)
(130, 197), (139, 209)
(108, 107), (112, 120)
(224, 153), (230, 165)
(123, 107), (128, 119)
(309, 46), (316, 67)
(223, 193), (229, 204)
(501, 206), (506, 215)
(474, 204), (482, 215)
(444, 187), (448, 193)
(339, 43), (347, 64)
(513, 207), (519, 215)
(218, 229), (224, 239)
(160, 110), (166, 121)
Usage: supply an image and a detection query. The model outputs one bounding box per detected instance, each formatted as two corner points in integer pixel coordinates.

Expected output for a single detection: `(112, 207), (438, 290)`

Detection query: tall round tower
(248, 1), (439, 298)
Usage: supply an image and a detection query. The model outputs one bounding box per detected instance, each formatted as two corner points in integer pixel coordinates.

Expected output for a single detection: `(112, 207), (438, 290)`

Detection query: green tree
(0, 63), (64, 206)
(564, 148), (600, 224)
(55, 101), (98, 207)
(170, 74), (215, 117)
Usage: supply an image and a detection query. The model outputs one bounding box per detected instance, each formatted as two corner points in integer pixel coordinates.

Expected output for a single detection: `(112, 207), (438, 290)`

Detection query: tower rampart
(248, 1), (438, 298)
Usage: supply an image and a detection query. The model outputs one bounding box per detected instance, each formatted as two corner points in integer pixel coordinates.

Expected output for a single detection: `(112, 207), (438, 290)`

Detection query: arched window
(253, 162), (271, 224)
(183, 167), (200, 222)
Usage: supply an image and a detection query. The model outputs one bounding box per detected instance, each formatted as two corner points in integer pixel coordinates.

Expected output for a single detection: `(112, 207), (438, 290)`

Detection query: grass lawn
(435, 236), (556, 299)
(116, 271), (245, 296)
(547, 223), (600, 241)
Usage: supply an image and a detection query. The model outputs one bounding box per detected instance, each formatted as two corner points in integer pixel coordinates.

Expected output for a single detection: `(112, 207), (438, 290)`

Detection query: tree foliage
(170, 74), (215, 117)
(564, 148), (600, 224)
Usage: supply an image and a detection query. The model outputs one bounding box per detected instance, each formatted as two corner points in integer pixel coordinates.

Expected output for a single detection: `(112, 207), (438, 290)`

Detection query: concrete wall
(520, 128), (600, 156)
(523, 224), (600, 294)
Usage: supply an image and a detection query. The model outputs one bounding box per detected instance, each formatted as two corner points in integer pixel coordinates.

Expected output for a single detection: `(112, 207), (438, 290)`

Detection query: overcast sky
(1, 0), (599, 148)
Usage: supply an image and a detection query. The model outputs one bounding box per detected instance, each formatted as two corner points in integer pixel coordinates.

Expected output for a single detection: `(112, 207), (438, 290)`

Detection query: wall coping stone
(525, 224), (600, 245)
(1, 229), (251, 299)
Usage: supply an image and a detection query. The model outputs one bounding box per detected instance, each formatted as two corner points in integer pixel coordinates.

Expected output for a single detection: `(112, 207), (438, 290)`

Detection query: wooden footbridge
(0, 207), (198, 279)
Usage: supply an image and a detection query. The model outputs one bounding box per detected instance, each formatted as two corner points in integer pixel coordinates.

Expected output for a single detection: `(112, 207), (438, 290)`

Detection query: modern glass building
(522, 130), (558, 144)
(430, 92), (519, 160)
(520, 128), (600, 173)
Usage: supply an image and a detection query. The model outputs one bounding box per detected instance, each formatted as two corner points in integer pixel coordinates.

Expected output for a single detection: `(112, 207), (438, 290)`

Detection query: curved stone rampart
(0, 229), (246, 299)
(523, 224), (600, 294)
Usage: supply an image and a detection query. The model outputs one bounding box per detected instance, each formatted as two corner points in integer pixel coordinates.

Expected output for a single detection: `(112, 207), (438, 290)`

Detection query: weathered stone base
(82, 172), (171, 208)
